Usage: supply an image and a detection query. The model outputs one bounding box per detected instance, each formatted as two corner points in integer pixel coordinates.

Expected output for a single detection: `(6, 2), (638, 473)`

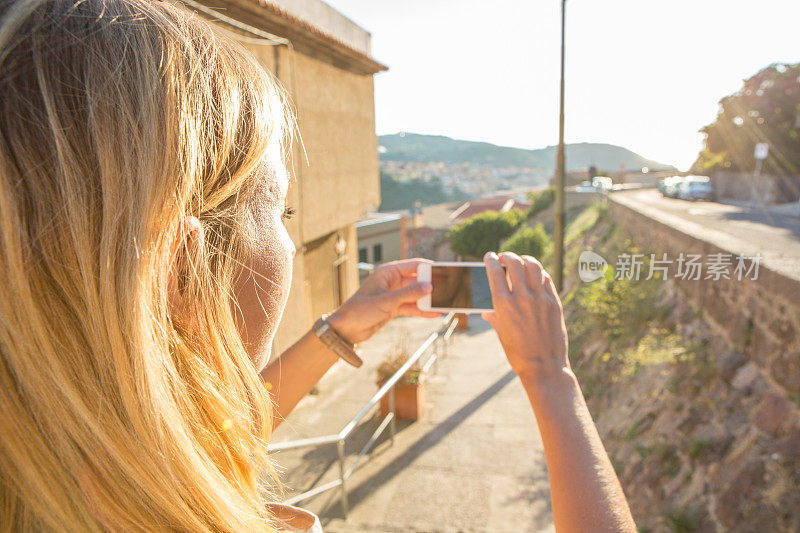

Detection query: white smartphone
(416, 261), (495, 314)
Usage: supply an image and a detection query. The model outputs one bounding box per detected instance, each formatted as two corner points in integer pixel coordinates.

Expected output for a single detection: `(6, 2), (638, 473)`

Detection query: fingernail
(420, 282), (432, 293)
(485, 251), (498, 260)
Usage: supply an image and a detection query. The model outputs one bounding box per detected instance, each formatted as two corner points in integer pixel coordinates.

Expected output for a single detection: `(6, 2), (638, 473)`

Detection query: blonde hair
(0, 0), (290, 530)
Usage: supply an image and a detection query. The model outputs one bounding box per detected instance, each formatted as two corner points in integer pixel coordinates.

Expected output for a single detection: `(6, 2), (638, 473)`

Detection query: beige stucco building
(355, 213), (406, 266)
(185, 0), (386, 357)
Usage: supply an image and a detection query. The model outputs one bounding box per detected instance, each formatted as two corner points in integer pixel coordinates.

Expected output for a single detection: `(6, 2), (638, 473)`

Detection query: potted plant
(376, 352), (425, 421)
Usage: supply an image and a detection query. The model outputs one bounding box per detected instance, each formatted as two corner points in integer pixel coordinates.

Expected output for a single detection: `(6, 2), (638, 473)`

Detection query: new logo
(578, 250), (608, 282)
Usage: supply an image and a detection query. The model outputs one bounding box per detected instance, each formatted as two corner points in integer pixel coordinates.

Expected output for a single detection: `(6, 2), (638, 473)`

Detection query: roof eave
(189, 0), (388, 75)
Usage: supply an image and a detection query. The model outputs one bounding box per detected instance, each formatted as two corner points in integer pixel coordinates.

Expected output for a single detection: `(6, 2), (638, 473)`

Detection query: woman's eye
(282, 206), (296, 220)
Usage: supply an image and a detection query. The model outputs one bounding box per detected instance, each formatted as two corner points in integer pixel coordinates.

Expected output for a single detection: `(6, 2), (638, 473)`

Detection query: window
(373, 244), (383, 263)
(358, 247), (368, 263)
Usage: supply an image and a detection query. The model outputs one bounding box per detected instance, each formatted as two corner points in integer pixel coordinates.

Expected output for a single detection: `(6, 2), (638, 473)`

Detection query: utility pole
(553, 0), (567, 292)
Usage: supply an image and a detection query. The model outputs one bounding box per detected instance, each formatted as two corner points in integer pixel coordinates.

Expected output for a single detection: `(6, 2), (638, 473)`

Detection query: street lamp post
(553, 0), (567, 292)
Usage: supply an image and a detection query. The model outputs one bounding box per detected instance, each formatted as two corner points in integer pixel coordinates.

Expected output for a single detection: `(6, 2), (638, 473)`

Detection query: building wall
(266, 0), (372, 55)
(356, 216), (404, 265)
(191, 1), (382, 357)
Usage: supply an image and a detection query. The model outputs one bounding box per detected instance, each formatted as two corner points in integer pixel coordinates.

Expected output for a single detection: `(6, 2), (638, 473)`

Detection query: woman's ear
(167, 216), (204, 315)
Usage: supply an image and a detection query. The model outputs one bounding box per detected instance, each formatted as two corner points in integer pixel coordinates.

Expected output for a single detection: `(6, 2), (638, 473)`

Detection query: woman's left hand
(327, 258), (440, 344)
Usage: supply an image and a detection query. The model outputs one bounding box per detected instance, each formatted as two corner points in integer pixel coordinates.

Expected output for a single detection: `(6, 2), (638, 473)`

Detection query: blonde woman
(0, 0), (634, 531)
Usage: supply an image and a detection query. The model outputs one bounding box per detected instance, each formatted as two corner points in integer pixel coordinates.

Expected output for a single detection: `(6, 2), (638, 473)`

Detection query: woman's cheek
(232, 212), (295, 369)
(277, 220), (295, 295)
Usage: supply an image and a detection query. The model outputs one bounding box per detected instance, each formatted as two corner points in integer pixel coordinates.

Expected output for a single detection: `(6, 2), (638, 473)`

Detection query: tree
(501, 223), (551, 259)
(693, 62), (800, 176)
(378, 172), (469, 211)
(447, 209), (525, 259)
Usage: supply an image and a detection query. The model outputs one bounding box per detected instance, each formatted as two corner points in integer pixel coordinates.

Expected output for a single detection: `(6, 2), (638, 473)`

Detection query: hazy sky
(325, 0), (799, 170)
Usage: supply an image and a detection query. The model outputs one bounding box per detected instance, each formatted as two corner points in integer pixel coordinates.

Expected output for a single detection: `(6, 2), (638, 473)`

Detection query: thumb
(389, 281), (432, 305)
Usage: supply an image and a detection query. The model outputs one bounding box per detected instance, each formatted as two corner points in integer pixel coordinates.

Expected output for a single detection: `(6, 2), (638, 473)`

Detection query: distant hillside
(379, 133), (676, 172)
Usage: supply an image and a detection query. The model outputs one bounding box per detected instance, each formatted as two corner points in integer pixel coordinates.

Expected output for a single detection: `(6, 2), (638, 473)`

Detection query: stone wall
(711, 170), (800, 204)
(608, 198), (800, 399)
(599, 200), (800, 530)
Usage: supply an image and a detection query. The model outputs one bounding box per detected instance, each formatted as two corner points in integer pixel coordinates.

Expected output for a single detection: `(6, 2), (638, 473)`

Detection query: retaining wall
(608, 198), (800, 397)
(711, 171), (800, 204)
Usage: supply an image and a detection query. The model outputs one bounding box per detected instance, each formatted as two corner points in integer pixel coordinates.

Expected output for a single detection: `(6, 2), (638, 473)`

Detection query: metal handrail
(268, 312), (457, 516)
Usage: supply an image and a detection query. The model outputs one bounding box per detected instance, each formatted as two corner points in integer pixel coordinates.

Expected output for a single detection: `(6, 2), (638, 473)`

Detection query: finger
(481, 311), (498, 329)
(382, 258), (432, 278)
(398, 302), (441, 318)
(484, 252), (510, 299)
(401, 277), (419, 288)
(498, 252), (529, 294)
(389, 281), (432, 305)
(542, 274), (562, 308)
(521, 255), (545, 291)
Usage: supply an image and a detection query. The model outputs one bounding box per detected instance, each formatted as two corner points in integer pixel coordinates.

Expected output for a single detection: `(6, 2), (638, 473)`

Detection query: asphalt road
(610, 189), (800, 282)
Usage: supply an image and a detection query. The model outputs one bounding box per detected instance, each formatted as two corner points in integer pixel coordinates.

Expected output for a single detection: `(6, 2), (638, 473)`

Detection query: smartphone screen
(431, 265), (493, 310)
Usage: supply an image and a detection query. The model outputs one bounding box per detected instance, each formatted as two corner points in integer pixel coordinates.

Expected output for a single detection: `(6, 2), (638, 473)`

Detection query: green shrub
(501, 223), (551, 259)
(526, 186), (555, 218)
(448, 209), (525, 258)
(576, 254), (663, 341)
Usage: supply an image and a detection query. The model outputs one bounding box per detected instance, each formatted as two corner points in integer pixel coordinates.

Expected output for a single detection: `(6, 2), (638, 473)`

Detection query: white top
(266, 502), (324, 533)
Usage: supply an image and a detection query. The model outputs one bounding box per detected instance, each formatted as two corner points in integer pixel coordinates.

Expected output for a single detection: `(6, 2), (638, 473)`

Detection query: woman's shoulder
(265, 502), (323, 533)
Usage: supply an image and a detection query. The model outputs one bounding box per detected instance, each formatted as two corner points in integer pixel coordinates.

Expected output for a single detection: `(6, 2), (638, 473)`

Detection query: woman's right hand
(481, 251), (570, 382)
(483, 252), (636, 532)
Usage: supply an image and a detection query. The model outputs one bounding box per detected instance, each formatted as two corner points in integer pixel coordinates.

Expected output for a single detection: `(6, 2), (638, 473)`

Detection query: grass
(656, 443), (680, 477)
(624, 413), (655, 441)
(635, 442), (654, 459)
(666, 377), (680, 394)
(619, 330), (687, 377)
(663, 507), (699, 533)
(688, 439), (714, 461)
(657, 443), (677, 462)
(743, 321), (753, 346)
(565, 202), (605, 245)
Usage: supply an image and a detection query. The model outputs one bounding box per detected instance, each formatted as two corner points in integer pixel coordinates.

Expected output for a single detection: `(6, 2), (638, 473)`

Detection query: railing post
(430, 338), (439, 375)
(389, 386), (396, 445)
(337, 439), (348, 518)
(269, 329), (448, 510)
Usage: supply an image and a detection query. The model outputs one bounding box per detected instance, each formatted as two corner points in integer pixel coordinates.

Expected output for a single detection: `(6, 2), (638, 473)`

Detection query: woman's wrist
(516, 362), (583, 414)
(325, 309), (357, 345)
(513, 357), (573, 387)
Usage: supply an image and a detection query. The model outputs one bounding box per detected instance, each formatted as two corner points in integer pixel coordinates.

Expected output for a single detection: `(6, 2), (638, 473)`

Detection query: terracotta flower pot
(378, 382), (425, 421)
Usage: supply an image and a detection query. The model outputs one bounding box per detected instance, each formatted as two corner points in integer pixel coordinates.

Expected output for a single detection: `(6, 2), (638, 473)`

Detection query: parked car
(677, 177), (713, 201)
(659, 176), (685, 198)
(592, 176), (613, 191)
(575, 180), (597, 193)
